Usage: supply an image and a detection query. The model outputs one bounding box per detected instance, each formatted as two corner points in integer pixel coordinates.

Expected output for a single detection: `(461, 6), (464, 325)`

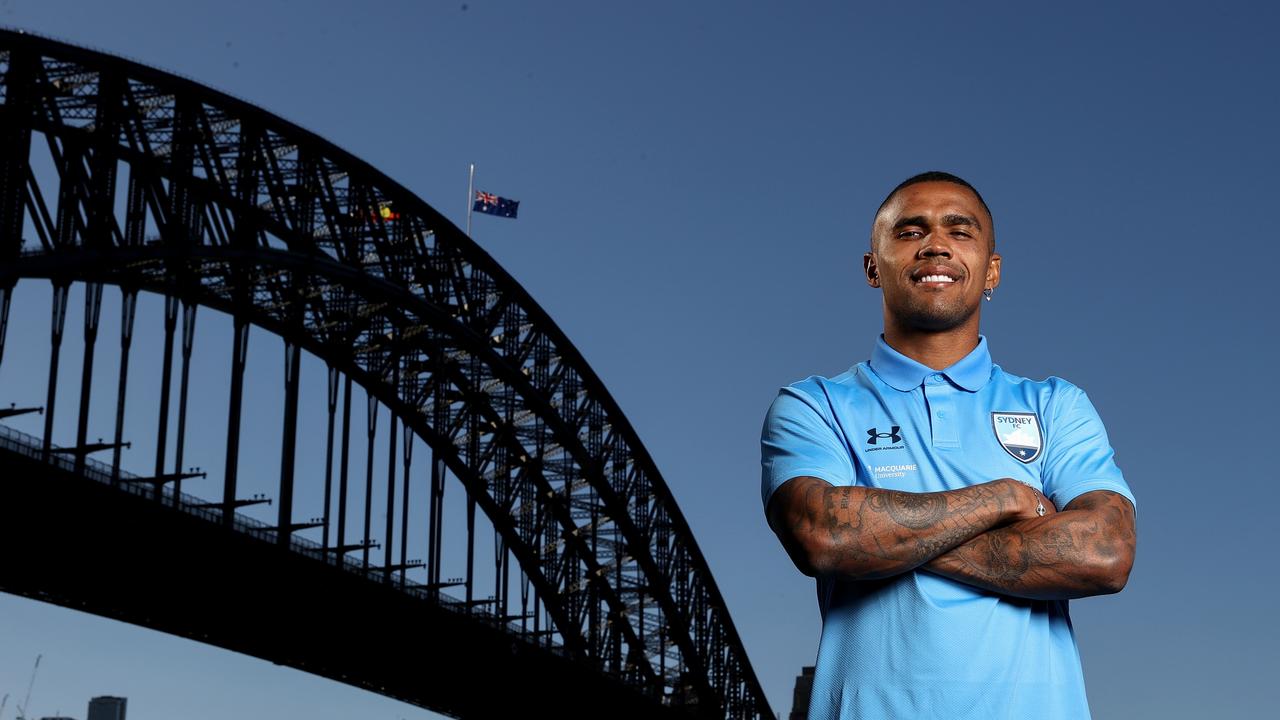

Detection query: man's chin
(898, 305), (977, 333)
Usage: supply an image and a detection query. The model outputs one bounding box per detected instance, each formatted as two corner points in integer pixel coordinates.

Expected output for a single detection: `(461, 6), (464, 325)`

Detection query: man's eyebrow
(890, 214), (983, 230)
(892, 215), (929, 230)
(941, 213), (982, 230)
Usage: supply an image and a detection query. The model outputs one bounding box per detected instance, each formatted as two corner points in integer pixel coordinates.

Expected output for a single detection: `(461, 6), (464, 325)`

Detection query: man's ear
(985, 252), (1002, 290)
(864, 252), (880, 288)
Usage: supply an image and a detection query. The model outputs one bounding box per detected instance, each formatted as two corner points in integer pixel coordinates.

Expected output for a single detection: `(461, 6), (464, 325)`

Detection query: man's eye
(952, 230), (972, 239)
(898, 230), (922, 239)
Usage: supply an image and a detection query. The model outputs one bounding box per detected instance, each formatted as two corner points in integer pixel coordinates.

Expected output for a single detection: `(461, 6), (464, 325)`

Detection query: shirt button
(937, 411), (946, 418)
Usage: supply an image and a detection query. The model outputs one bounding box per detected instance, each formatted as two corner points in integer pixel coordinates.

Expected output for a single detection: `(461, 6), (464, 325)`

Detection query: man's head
(864, 171), (1001, 333)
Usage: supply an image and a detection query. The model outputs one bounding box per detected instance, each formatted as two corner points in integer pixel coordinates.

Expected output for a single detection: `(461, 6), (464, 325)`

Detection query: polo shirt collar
(869, 335), (993, 392)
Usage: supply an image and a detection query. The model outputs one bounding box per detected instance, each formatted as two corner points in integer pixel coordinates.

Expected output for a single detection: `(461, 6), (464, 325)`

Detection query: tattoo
(915, 524), (984, 560)
(770, 476), (1022, 579)
(975, 532), (1028, 582)
(1036, 526), (1080, 562)
(927, 490), (1136, 600)
(883, 492), (946, 529)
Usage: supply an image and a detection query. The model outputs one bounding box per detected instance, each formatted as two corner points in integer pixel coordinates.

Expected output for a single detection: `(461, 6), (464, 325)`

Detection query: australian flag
(473, 190), (519, 219)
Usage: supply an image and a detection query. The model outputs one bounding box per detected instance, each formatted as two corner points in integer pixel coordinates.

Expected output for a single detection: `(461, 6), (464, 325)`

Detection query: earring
(983, 288), (993, 302)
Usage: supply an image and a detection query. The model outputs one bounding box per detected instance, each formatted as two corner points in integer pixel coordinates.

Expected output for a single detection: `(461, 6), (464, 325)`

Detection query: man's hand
(766, 476), (1047, 580)
(924, 489), (1135, 600)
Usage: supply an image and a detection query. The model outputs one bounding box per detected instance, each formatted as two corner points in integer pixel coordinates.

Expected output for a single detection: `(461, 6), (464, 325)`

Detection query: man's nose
(918, 237), (952, 259)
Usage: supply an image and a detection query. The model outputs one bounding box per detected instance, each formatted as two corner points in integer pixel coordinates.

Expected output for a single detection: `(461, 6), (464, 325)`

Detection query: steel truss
(0, 30), (769, 719)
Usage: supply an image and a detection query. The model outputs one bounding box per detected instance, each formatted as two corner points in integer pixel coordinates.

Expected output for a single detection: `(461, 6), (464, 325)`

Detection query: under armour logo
(866, 426), (902, 445)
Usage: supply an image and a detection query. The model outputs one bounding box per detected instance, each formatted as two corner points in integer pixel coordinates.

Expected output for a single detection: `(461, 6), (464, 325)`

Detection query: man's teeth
(918, 275), (955, 283)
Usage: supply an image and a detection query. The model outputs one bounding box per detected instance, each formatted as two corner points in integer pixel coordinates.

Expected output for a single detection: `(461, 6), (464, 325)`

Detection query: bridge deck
(0, 427), (687, 719)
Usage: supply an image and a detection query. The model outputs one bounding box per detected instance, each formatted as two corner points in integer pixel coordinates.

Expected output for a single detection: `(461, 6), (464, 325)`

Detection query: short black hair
(875, 170), (995, 247)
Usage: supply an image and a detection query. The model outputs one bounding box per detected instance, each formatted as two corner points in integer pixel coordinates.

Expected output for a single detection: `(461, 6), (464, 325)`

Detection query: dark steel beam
(323, 365), (338, 553)
(42, 281), (69, 458)
(111, 288), (136, 485)
(0, 47), (33, 263)
(362, 393), (377, 572)
(52, 133), (83, 253)
(166, 95), (199, 248)
(465, 479), (476, 608)
(172, 301), (196, 498)
(383, 367), (397, 580)
(122, 168), (146, 248)
(222, 316), (249, 526)
(23, 164), (56, 252)
(87, 72), (122, 250)
(154, 295), (178, 483)
(337, 373), (352, 555)
(73, 282), (103, 476)
(428, 455), (444, 589)
(399, 419), (411, 589)
(0, 285), (12, 379)
(278, 339), (300, 546)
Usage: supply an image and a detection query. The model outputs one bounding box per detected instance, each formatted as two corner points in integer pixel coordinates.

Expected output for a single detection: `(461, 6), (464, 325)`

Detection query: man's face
(864, 181), (1001, 332)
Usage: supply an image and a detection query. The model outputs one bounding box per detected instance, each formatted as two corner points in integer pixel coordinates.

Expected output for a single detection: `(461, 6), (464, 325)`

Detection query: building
(86, 697), (126, 720)
(789, 666), (814, 720)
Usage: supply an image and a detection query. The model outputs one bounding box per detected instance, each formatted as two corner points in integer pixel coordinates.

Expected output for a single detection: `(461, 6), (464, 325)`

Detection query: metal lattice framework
(0, 29), (769, 718)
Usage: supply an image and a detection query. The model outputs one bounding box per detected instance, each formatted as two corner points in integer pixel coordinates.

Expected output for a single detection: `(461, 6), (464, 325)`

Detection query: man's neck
(882, 325), (981, 371)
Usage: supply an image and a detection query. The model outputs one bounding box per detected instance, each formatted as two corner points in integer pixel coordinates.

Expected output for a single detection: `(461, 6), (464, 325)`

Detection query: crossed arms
(766, 476), (1136, 600)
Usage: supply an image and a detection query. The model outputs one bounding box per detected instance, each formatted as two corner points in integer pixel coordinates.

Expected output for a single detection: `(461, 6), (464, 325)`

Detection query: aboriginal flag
(472, 190), (519, 219)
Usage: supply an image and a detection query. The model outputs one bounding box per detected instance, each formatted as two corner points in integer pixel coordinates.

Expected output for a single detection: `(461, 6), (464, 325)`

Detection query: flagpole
(466, 162), (475, 238)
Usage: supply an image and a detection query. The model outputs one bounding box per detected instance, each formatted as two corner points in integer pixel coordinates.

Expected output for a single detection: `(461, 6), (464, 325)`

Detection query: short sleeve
(760, 384), (856, 510)
(1040, 385), (1136, 512)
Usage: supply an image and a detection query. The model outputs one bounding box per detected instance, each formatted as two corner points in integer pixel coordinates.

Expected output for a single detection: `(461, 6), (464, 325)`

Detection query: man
(760, 171), (1136, 719)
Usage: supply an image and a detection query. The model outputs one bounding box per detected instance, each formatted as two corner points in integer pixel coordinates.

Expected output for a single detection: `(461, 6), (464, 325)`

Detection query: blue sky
(1, 1), (1278, 718)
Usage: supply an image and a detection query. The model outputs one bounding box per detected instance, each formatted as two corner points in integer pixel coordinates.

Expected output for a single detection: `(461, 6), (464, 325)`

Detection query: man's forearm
(769, 476), (1038, 580)
(924, 490), (1136, 600)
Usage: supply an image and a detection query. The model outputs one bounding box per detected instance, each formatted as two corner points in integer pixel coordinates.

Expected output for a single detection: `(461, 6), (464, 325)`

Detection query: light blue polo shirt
(761, 336), (1135, 720)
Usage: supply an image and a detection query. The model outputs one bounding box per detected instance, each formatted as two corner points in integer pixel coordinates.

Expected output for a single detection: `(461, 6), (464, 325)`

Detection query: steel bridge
(0, 29), (770, 719)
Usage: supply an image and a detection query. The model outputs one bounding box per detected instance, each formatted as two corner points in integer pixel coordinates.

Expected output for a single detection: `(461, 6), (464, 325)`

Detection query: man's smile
(910, 265), (964, 287)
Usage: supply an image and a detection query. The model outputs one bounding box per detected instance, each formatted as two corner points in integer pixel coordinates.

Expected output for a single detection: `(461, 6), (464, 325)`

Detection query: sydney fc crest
(991, 412), (1042, 463)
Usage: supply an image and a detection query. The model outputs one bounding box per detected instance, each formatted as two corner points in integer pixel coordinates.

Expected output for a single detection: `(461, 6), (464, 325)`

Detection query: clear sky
(1, 1), (1278, 718)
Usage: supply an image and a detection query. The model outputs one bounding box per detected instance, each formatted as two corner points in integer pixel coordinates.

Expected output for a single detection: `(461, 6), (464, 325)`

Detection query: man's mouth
(911, 267), (962, 285)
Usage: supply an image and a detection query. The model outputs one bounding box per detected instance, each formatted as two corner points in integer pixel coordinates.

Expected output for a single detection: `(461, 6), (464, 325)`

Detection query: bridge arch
(0, 29), (768, 719)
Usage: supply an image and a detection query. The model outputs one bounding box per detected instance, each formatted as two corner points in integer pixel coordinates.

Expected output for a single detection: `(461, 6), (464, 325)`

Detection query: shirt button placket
(925, 374), (961, 449)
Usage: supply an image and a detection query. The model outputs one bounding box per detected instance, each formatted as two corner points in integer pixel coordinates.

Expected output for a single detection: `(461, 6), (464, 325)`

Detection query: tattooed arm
(924, 490), (1136, 600)
(766, 475), (1047, 580)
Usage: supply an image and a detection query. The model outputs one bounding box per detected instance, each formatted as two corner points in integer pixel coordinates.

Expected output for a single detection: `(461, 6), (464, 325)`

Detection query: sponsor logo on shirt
(873, 463), (917, 480)
(992, 412), (1043, 463)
